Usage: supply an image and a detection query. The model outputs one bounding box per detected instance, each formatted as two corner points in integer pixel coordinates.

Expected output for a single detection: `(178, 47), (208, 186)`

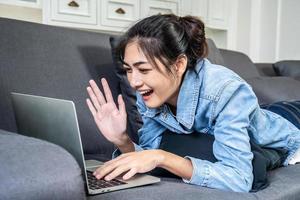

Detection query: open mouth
(140, 89), (154, 97)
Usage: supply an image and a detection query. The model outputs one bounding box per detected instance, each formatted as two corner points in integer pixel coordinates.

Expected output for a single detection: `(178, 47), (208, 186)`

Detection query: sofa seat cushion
(246, 77), (300, 105)
(87, 164), (300, 200)
(273, 60), (300, 78)
(0, 129), (85, 200)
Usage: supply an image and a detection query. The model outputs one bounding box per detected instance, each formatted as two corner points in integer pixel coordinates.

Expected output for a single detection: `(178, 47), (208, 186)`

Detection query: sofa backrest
(219, 49), (261, 79)
(0, 18), (118, 158)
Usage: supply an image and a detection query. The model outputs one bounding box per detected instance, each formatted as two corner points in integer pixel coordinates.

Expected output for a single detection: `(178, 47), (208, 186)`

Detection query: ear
(174, 54), (187, 78)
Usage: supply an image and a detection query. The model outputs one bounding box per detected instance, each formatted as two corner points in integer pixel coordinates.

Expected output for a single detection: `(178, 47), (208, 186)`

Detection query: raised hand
(86, 78), (129, 147)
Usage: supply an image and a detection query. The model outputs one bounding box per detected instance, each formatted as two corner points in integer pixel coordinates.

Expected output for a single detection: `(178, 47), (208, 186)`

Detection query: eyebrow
(122, 61), (148, 68)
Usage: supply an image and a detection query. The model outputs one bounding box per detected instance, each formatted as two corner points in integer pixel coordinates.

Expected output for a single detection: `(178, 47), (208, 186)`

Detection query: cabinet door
(207, 0), (228, 29)
(50, 0), (97, 25)
(140, 0), (178, 18)
(100, 0), (140, 29)
(179, 0), (207, 21)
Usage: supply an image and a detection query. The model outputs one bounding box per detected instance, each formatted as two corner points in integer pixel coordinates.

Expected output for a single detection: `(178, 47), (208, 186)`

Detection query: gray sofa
(1, 18), (300, 200)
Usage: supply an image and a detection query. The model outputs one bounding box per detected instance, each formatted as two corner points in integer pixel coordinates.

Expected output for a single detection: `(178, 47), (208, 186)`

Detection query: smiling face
(123, 41), (187, 108)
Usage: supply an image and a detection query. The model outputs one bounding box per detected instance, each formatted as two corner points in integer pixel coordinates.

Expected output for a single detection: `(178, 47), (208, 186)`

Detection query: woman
(86, 14), (300, 192)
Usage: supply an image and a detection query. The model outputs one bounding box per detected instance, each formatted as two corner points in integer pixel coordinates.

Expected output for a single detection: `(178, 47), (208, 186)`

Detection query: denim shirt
(114, 59), (300, 192)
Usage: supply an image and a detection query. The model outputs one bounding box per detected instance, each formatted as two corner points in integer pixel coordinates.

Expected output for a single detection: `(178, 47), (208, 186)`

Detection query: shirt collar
(175, 59), (205, 129)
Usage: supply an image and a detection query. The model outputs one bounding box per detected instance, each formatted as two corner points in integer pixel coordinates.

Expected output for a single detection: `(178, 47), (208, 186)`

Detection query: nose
(128, 70), (143, 89)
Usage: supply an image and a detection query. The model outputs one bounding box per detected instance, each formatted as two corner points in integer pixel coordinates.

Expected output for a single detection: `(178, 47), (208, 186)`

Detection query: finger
(89, 80), (106, 106)
(87, 86), (101, 111)
(94, 165), (114, 180)
(93, 166), (108, 180)
(123, 168), (137, 180)
(101, 153), (131, 168)
(86, 98), (97, 117)
(105, 165), (130, 181)
(101, 78), (114, 103)
(118, 94), (126, 116)
(93, 154), (131, 178)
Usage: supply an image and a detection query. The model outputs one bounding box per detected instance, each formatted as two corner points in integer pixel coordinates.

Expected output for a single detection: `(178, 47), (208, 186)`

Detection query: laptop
(11, 92), (160, 195)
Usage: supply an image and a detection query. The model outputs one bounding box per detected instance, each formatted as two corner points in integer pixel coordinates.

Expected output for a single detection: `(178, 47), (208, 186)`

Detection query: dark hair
(116, 14), (208, 73)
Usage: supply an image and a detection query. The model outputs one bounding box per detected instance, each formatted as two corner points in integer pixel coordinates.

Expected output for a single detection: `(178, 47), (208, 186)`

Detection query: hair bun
(179, 16), (208, 66)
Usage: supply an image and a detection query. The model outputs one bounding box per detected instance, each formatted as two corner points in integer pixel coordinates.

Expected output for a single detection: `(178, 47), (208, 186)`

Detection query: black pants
(150, 130), (288, 192)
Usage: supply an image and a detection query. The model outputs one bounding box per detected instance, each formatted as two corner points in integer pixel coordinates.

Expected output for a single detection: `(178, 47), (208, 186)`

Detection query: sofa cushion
(220, 49), (260, 79)
(246, 77), (300, 105)
(0, 129), (85, 200)
(0, 18), (118, 158)
(273, 60), (300, 78)
(88, 165), (300, 200)
(206, 38), (225, 65)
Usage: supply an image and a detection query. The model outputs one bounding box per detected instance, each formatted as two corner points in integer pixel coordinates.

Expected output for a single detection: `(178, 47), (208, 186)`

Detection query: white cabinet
(50, 0), (97, 25)
(0, 0), (41, 8)
(207, 0), (229, 29)
(100, 0), (140, 29)
(43, 0), (230, 32)
(43, 0), (180, 32)
(43, 0), (99, 30)
(180, 0), (229, 30)
(140, 0), (178, 18)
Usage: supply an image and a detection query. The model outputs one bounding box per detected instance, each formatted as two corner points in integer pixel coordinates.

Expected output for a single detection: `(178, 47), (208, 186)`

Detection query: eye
(139, 68), (151, 74)
(123, 66), (132, 73)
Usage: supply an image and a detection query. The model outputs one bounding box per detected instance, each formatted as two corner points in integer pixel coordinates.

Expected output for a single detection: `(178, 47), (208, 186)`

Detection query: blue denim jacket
(114, 59), (300, 192)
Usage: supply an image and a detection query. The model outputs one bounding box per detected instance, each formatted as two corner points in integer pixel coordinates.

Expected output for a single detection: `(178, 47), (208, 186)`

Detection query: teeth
(140, 90), (152, 95)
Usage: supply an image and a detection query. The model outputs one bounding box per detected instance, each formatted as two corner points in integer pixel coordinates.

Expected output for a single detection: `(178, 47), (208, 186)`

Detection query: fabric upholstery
(220, 49), (260, 79)
(0, 129), (86, 200)
(273, 60), (300, 78)
(246, 77), (300, 105)
(0, 18), (117, 158)
(88, 164), (300, 200)
(206, 38), (225, 65)
(255, 63), (277, 77)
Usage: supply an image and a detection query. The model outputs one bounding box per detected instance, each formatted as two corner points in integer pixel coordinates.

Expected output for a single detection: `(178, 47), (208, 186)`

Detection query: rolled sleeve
(182, 156), (211, 186)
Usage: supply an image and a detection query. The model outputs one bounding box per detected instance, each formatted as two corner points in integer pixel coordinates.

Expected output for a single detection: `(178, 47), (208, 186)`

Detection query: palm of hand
(95, 102), (127, 142)
(86, 78), (128, 145)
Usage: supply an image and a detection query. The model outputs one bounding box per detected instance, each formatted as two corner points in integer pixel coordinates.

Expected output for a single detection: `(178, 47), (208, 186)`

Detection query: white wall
(259, 0), (278, 62)
(236, 0), (300, 62)
(277, 0), (300, 61)
(236, 0), (251, 56)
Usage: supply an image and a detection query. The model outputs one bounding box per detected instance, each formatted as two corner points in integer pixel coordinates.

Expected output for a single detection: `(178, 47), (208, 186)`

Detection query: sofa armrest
(255, 63), (277, 77)
(0, 129), (86, 200)
(273, 60), (300, 79)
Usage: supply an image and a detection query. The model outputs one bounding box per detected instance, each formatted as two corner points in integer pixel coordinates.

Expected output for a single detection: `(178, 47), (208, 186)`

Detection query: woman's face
(123, 41), (184, 108)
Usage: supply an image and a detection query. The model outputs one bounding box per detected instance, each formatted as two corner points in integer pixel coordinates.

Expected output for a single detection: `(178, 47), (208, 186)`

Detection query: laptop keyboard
(87, 171), (127, 190)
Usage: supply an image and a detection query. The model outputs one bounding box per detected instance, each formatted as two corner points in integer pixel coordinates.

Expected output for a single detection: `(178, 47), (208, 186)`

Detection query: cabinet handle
(68, 1), (79, 7)
(115, 8), (126, 14)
